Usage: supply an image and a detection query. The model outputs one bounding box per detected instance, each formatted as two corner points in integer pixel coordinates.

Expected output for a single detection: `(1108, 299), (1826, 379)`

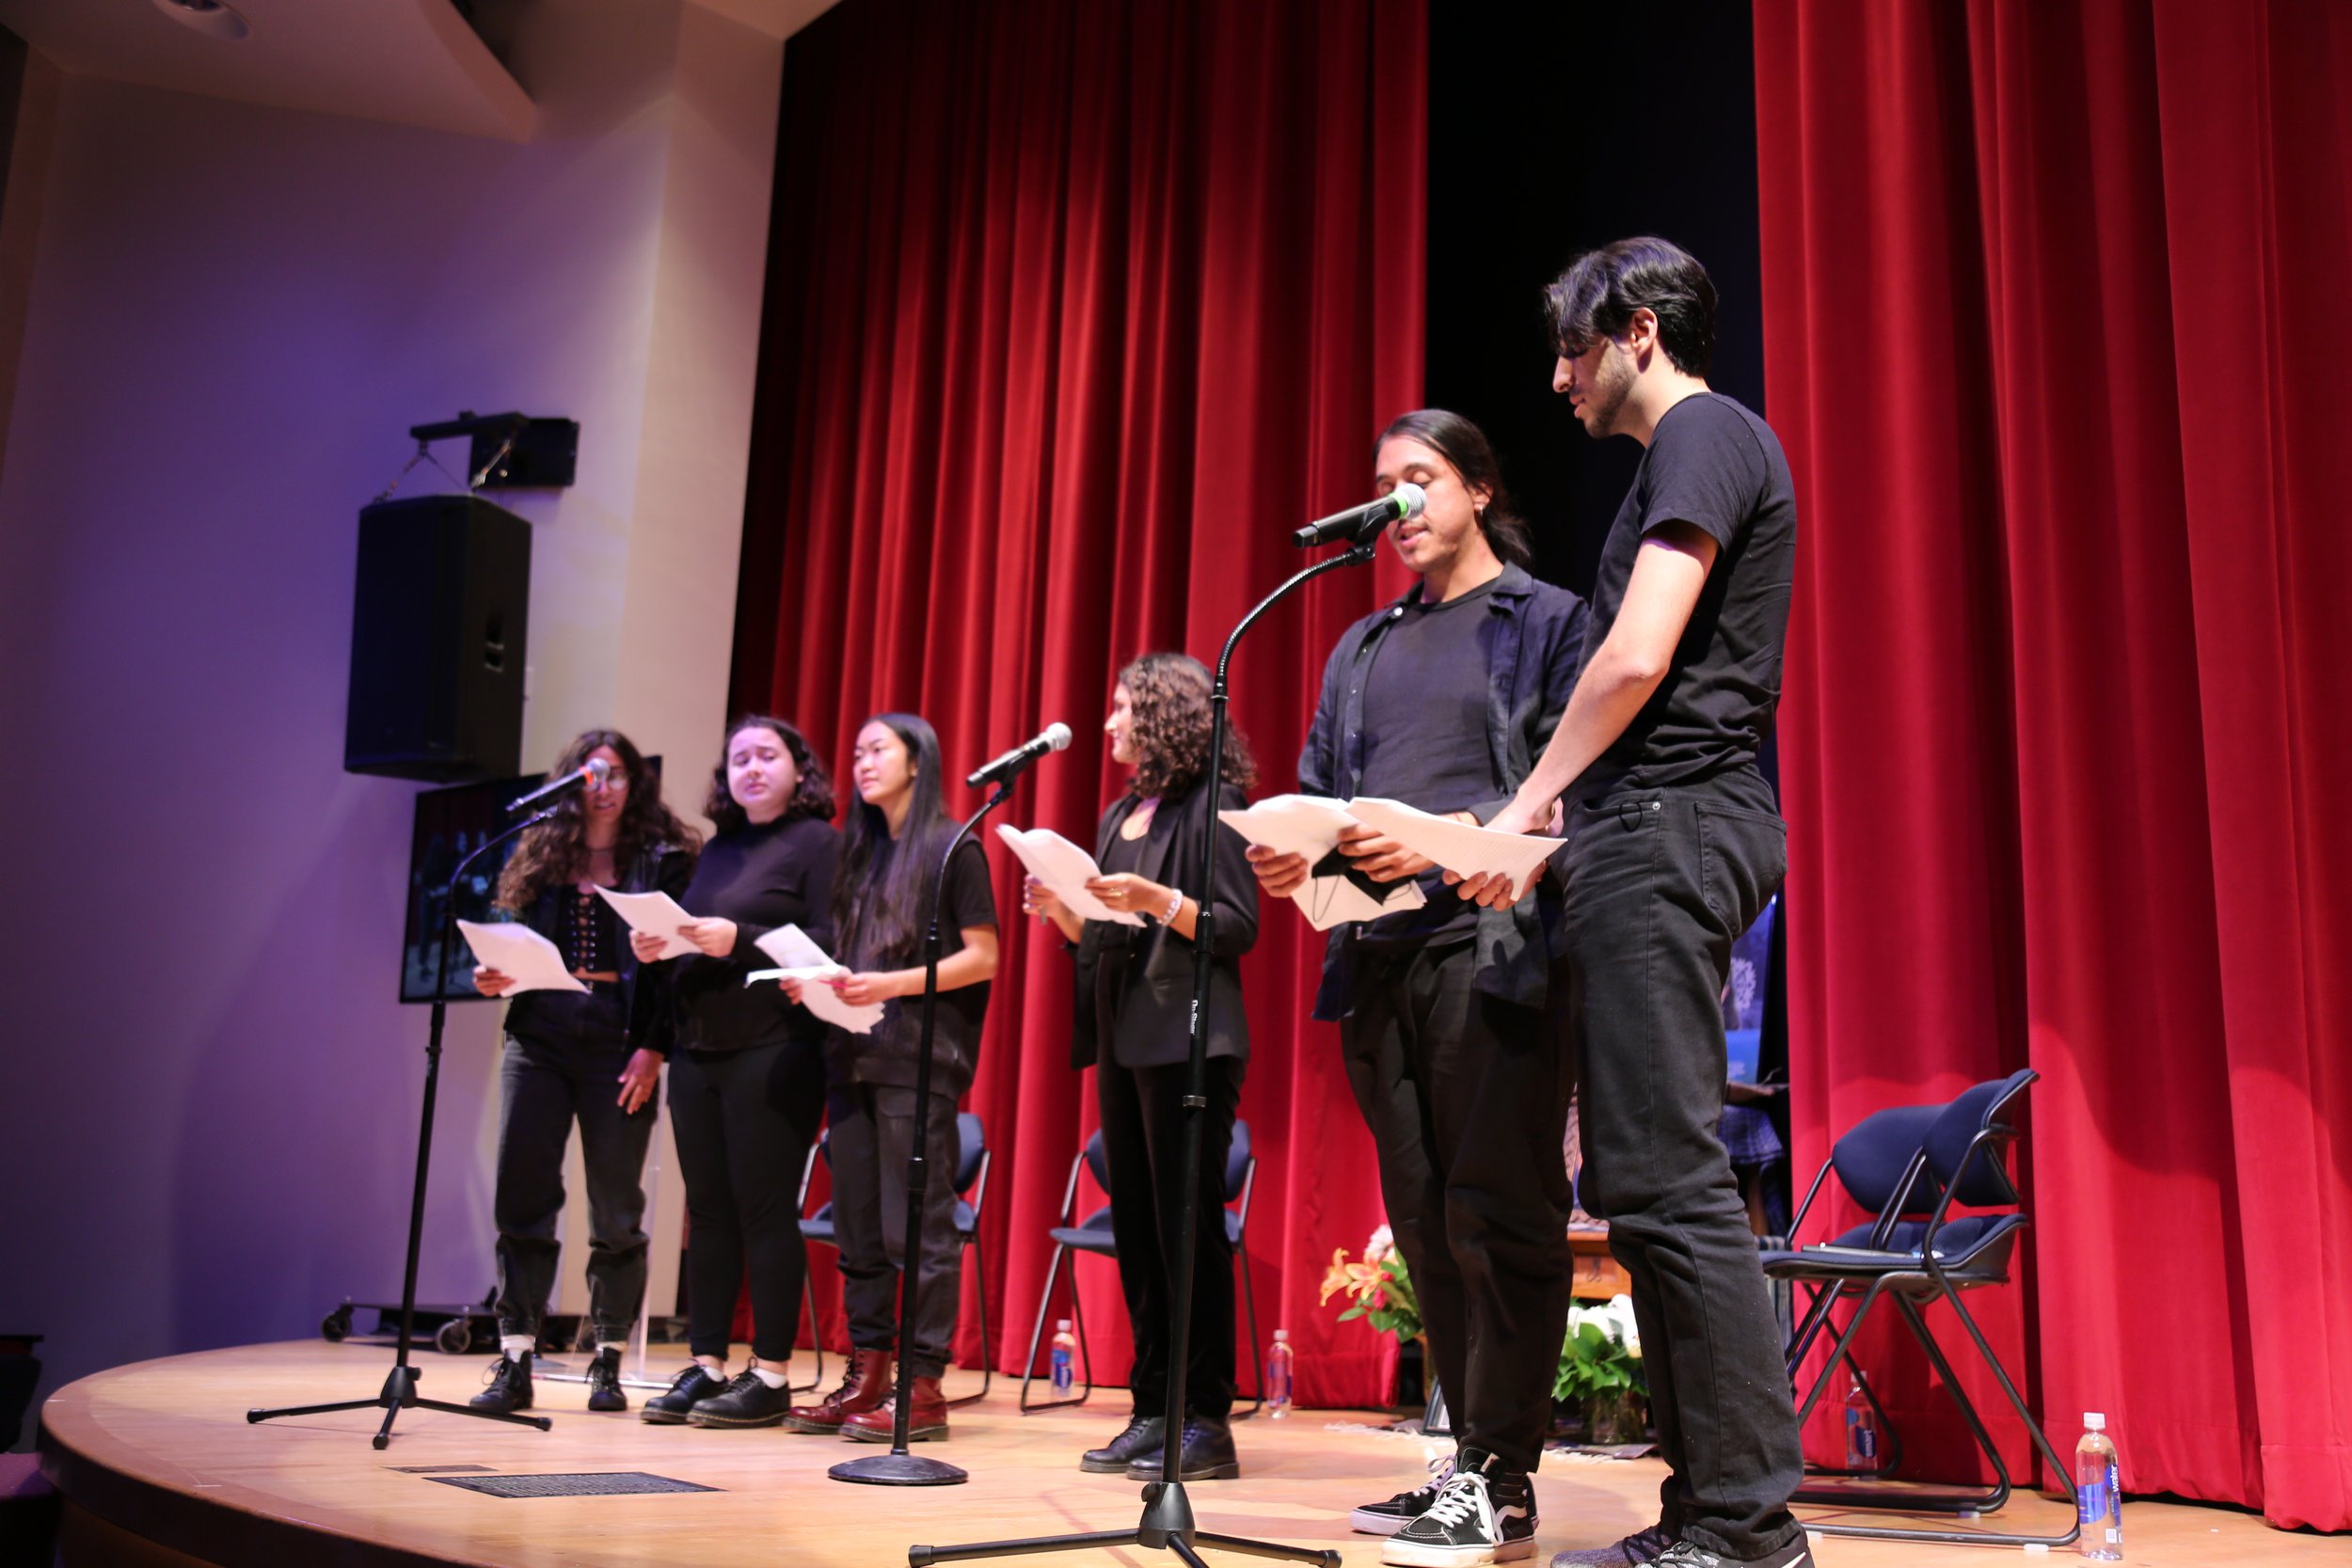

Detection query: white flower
(1601, 1293), (1642, 1358)
(1367, 1224), (1394, 1258)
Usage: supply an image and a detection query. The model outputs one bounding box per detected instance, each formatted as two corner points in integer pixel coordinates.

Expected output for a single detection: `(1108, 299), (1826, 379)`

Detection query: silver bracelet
(1162, 886), (1184, 925)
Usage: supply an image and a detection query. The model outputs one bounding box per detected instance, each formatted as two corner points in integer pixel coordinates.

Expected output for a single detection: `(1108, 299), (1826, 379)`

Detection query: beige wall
(0, 1), (783, 1415)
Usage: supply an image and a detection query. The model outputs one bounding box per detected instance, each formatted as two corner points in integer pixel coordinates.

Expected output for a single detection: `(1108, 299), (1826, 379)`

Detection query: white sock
(750, 1364), (789, 1389)
(696, 1354), (726, 1376)
(501, 1336), (535, 1359)
(597, 1341), (627, 1355)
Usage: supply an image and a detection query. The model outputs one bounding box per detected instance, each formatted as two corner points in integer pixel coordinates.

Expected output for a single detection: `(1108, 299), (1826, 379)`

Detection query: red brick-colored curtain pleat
(1757, 0), (2352, 1528)
(734, 0), (1426, 1408)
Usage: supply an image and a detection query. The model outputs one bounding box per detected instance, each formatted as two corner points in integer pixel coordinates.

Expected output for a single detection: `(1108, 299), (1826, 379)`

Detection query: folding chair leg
(1232, 1234), (1263, 1419)
(1941, 1289), (2081, 1495)
(946, 1232), (991, 1408)
(1018, 1243), (1089, 1413)
(1794, 1291), (2082, 1549)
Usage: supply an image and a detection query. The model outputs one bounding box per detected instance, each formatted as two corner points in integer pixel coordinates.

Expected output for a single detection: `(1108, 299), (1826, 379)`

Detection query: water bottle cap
(1274, 1328), (1289, 1341)
(2084, 1412), (2106, 1430)
(1057, 1318), (1071, 1331)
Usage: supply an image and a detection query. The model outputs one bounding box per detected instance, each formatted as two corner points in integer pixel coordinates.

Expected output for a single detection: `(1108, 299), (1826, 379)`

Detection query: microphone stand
(248, 811), (560, 1449)
(832, 779), (1016, 1486)
(909, 537), (1377, 1565)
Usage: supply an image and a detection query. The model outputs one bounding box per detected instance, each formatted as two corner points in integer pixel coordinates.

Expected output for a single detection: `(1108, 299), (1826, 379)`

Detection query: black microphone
(506, 755), (611, 813)
(966, 722), (1073, 789)
(1294, 481), (1426, 547)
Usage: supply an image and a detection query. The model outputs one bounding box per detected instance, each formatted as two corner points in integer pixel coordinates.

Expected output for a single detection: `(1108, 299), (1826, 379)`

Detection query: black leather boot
(1125, 1414), (1239, 1481)
(1081, 1413), (1167, 1474)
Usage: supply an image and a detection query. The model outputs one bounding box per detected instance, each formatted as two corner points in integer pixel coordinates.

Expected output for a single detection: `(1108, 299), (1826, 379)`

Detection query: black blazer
(1070, 779), (1258, 1070)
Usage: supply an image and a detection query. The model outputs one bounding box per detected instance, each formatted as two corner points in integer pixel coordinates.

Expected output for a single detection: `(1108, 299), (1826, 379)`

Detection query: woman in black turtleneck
(630, 715), (839, 1429)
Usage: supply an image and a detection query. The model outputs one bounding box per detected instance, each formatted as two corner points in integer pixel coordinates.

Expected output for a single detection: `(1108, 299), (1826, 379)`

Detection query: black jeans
(492, 987), (655, 1346)
(1097, 1054), (1241, 1419)
(1561, 775), (1803, 1560)
(1341, 939), (1577, 1475)
(829, 1082), (962, 1378)
(667, 1038), (826, 1362)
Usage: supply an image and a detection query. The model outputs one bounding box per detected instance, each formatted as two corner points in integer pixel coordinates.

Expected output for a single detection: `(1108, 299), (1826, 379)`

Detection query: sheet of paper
(1218, 793), (1425, 932)
(1343, 796), (1560, 890)
(994, 824), (1143, 926)
(455, 919), (588, 995)
(593, 886), (700, 959)
(749, 925), (885, 1035)
(1216, 792), (1359, 860)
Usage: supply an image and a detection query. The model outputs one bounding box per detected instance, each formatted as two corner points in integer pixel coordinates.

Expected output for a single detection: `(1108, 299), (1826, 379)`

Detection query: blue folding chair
(1765, 1069), (2079, 1547)
(1018, 1120), (1263, 1417)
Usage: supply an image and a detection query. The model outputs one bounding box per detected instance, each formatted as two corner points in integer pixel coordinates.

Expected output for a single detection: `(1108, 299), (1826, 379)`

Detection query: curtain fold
(734, 0), (1426, 1408)
(1757, 0), (2352, 1528)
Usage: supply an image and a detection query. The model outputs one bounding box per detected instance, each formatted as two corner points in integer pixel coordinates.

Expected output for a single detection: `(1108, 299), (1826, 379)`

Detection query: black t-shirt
(671, 814), (841, 1053)
(1579, 393), (1795, 799)
(1353, 577), (1500, 947)
(834, 836), (997, 1096)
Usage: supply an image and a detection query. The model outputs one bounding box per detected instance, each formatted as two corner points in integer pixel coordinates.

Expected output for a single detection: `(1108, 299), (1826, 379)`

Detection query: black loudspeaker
(344, 494), (531, 783)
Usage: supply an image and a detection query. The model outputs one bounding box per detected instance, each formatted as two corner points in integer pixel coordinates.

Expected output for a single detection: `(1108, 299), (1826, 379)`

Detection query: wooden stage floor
(36, 1341), (2344, 1567)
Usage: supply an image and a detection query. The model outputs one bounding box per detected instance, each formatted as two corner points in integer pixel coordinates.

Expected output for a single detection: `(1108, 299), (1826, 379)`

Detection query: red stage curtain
(732, 0), (1427, 1408)
(1756, 0), (2352, 1529)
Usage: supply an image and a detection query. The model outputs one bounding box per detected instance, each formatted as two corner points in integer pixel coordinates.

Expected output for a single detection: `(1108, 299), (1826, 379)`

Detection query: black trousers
(492, 989), (655, 1346)
(1097, 1053), (1241, 1419)
(1341, 938), (1577, 1475)
(667, 1038), (826, 1362)
(829, 1081), (962, 1378)
(1561, 777), (1803, 1560)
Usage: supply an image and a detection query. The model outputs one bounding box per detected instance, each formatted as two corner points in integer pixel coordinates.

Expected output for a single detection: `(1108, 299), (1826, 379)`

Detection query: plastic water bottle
(1843, 1379), (1880, 1471)
(2074, 1413), (2122, 1560)
(1266, 1328), (1294, 1419)
(1049, 1319), (1076, 1396)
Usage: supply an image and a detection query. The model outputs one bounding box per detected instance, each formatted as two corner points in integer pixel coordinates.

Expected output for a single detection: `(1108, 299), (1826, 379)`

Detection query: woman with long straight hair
(1025, 653), (1260, 1481)
(782, 713), (998, 1444)
(468, 728), (698, 1418)
(630, 715), (840, 1430)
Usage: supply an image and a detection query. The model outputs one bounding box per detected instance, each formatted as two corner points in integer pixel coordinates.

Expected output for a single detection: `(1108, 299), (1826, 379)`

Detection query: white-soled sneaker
(1551, 1522), (1676, 1566)
(1352, 1449), (1457, 1535)
(1381, 1449), (1537, 1566)
(1648, 1536), (1814, 1568)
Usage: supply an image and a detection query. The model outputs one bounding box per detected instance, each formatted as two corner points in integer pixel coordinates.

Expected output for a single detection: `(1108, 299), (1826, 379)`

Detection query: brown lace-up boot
(841, 1374), (949, 1442)
(781, 1348), (891, 1433)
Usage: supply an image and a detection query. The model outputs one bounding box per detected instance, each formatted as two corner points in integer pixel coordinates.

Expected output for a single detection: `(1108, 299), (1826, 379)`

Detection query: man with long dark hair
(1249, 410), (1587, 1566)
(1461, 237), (1807, 1568)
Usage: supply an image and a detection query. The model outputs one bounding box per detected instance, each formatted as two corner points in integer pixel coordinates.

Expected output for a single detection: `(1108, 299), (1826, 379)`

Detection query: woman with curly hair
(467, 728), (698, 1418)
(628, 715), (841, 1429)
(1025, 652), (1260, 1481)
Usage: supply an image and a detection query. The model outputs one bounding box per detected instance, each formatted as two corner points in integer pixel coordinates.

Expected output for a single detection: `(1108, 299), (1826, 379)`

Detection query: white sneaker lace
(1418, 1471), (1495, 1535)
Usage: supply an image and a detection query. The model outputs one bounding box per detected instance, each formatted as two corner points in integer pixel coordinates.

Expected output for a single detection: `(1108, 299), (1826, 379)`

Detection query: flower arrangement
(1556, 1294), (1647, 1444)
(1318, 1224), (1422, 1343)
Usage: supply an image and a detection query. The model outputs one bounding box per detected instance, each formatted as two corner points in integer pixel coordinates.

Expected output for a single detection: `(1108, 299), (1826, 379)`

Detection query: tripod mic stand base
(831, 1450), (969, 1487)
(246, 1362), (554, 1450)
(907, 1479), (1341, 1566)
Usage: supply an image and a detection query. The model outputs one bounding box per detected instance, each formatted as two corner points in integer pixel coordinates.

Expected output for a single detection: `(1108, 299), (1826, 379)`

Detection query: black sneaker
(1122, 1415), (1239, 1481)
(1552, 1523), (1676, 1566)
(1352, 1450), (1456, 1536)
(584, 1348), (628, 1413)
(685, 1369), (791, 1428)
(640, 1363), (727, 1425)
(1380, 1449), (1536, 1566)
(1080, 1414), (1166, 1474)
(1648, 1540), (1812, 1568)
(468, 1352), (532, 1414)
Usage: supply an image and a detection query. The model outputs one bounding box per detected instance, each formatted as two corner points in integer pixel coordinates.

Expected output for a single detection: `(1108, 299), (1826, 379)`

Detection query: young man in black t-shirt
(1461, 239), (1809, 1568)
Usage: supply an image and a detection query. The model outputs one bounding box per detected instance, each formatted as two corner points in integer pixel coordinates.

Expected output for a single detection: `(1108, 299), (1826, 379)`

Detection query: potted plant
(1555, 1294), (1646, 1445)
